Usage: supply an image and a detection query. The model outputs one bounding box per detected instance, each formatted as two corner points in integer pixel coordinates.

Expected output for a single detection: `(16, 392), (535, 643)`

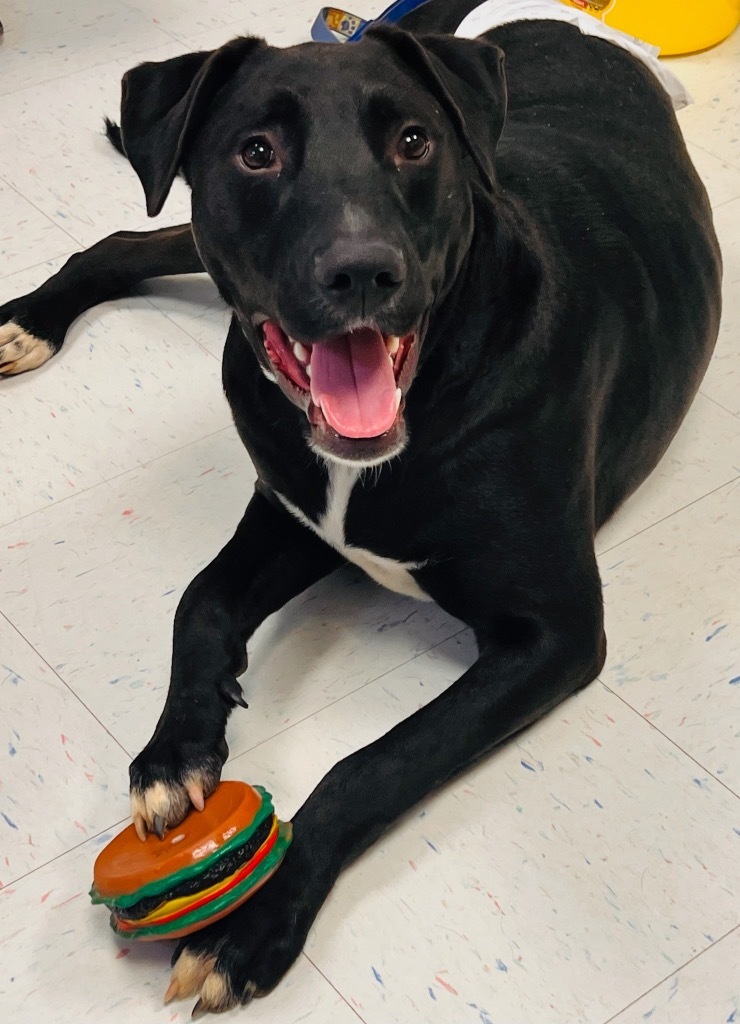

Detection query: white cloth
(455, 0), (691, 110)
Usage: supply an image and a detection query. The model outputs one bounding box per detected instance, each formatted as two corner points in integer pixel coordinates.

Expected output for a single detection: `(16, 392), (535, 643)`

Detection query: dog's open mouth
(259, 320), (419, 463)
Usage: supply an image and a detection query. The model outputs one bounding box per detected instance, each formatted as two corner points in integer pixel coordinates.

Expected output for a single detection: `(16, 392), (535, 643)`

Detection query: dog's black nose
(314, 239), (406, 305)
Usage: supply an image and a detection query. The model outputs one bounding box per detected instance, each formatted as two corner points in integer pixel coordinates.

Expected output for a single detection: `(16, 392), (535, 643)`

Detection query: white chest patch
(276, 465), (431, 601)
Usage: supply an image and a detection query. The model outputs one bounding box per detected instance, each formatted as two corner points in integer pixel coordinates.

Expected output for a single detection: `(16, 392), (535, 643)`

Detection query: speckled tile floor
(0, 3), (739, 1023)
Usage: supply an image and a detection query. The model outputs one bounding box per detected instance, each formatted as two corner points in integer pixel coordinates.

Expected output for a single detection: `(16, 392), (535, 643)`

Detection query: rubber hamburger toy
(90, 782), (292, 941)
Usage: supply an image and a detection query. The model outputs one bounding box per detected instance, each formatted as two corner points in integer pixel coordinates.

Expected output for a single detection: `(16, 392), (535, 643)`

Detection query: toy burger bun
(90, 782), (292, 941)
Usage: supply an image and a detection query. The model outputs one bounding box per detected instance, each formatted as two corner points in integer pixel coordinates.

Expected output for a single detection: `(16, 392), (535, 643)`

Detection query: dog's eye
(240, 136), (276, 171)
(397, 127), (430, 162)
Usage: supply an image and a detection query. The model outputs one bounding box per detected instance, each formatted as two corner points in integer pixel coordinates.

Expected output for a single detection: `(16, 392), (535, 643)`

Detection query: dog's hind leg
(0, 223), (202, 375)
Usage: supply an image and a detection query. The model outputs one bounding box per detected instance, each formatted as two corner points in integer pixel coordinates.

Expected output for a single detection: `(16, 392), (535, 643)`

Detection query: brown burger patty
(115, 814), (274, 921)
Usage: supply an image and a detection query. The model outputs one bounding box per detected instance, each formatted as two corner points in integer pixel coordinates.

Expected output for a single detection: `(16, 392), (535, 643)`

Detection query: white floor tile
(686, 143), (740, 209)
(120, 0), (268, 42)
(701, 195), (740, 418)
(0, 182), (76, 277)
(674, 29), (740, 169)
(0, 612), (129, 886)
(0, 43), (192, 247)
(0, 0), (174, 96)
(0, 262), (232, 523)
(181, 0), (391, 50)
(219, 639), (740, 1024)
(600, 480), (740, 793)
(131, 0), (336, 46)
(0, 832), (361, 1024)
(595, 392), (740, 554)
(0, 427), (462, 756)
(607, 926), (740, 1024)
(140, 274), (231, 360)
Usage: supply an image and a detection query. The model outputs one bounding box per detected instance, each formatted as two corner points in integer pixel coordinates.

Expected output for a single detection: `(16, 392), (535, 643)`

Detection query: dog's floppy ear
(120, 36), (264, 216)
(367, 26), (506, 193)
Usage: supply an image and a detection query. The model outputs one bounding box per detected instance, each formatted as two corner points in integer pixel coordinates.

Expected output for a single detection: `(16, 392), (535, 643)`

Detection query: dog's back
(397, 1), (720, 521)
(480, 20), (720, 523)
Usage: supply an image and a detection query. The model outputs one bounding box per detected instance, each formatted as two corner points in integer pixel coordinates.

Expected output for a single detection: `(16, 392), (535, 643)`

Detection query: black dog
(0, 0), (721, 1014)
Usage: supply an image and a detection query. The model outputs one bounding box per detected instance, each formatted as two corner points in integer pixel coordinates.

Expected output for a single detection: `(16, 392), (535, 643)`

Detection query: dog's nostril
(329, 272), (353, 292)
(375, 271), (400, 290)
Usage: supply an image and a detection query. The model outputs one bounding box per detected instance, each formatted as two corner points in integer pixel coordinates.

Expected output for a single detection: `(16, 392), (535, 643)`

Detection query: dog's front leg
(165, 584), (606, 1015)
(129, 490), (342, 840)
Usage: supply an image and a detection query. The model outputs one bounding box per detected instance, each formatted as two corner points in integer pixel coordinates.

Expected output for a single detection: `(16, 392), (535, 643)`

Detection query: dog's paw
(165, 857), (321, 1016)
(129, 733), (228, 840)
(0, 320), (55, 375)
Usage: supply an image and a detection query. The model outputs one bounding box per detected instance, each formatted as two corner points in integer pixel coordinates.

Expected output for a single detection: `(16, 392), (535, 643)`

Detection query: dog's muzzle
(254, 318), (421, 464)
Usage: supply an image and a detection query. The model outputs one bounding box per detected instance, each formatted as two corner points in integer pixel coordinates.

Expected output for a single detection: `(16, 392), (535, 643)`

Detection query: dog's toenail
(163, 978), (180, 1004)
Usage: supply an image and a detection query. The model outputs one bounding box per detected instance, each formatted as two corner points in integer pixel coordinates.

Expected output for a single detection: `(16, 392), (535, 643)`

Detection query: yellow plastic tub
(561, 0), (740, 55)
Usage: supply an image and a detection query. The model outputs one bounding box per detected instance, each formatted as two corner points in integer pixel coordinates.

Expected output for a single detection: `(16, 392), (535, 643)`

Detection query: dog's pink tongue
(310, 327), (397, 438)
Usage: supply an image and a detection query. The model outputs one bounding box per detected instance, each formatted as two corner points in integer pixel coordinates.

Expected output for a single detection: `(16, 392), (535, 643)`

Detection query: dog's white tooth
(292, 341), (309, 364)
(395, 387), (402, 410)
(306, 364), (312, 379)
(386, 335), (400, 356)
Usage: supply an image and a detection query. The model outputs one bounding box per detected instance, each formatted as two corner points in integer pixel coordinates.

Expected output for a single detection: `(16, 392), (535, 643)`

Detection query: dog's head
(119, 27), (507, 465)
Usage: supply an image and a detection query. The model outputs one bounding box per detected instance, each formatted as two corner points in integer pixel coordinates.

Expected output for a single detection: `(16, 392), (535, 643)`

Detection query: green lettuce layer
(108, 820), (292, 939)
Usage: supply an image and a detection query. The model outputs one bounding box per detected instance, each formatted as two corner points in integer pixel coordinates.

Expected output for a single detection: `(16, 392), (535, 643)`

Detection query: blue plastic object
(311, 0), (432, 43)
